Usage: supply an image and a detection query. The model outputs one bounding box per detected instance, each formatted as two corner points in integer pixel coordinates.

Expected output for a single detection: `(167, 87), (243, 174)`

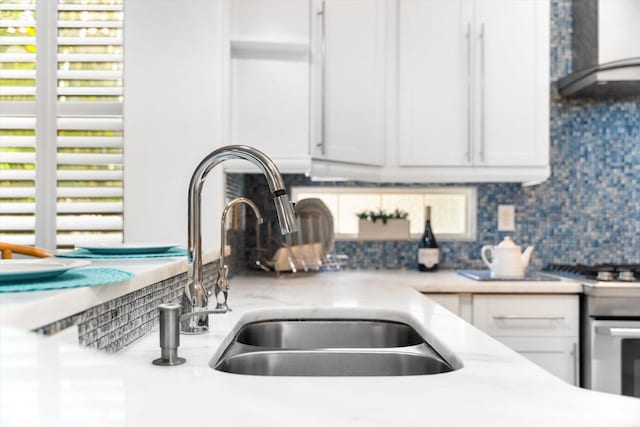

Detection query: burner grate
(543, 263), (640, 282)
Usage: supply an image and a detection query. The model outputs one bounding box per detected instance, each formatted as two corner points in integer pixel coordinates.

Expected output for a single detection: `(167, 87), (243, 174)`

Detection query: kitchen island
(1, 264), (638, 426)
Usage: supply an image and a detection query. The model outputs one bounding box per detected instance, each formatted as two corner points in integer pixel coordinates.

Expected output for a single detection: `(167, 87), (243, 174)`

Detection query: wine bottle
(418, 206), (439, 272)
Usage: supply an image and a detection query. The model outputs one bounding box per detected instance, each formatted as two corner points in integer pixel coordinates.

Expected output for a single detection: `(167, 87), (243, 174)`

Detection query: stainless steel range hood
(557, 0), (640, 97)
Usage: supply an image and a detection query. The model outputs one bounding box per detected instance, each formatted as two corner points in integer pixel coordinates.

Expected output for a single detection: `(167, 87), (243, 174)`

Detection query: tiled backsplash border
(34, 261), (218, 353)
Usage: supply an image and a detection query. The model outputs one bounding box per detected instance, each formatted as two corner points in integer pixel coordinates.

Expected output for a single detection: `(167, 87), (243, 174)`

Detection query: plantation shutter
(56, 0), (124, 247)
(0, 0), (124, 249)
(0, 1), (37, 245)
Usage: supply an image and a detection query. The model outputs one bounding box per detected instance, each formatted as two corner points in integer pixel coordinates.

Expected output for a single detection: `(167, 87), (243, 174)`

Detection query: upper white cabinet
(474, 0), (549, 167)
(398, 0), (549, 171)
(310, 0), (387, 166)
(225, 0), (312, 173)
(398, 0), (473, 166)
(223, 0), (550, 183)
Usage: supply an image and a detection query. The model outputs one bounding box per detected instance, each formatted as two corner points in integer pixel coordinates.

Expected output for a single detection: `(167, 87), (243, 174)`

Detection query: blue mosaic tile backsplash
(229, 0), (640, 271)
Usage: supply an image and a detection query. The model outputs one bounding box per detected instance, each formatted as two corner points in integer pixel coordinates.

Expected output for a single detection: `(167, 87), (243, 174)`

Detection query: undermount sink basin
(212, 319), (460, 377)
(235, 319), (424, 348)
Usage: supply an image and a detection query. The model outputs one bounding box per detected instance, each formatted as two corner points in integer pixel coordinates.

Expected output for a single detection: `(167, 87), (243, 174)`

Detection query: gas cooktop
(543, 263), (640, 283)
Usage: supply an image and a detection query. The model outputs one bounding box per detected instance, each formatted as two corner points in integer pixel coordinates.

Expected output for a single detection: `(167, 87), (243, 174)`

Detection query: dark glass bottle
(418, 206), (439, 272)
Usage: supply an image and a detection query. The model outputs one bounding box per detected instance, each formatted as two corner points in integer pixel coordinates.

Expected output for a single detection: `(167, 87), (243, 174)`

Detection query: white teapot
(481, 237), (534, 278)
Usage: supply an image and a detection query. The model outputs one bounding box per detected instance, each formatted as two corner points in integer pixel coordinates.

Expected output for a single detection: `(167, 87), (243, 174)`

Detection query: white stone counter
(0, 251), (220, 330)
(0, 266), (580, 331)
(1, 273), (638, 427)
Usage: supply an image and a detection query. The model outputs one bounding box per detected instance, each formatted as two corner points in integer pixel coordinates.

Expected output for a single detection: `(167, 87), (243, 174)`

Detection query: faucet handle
(215, 264), (231, 311)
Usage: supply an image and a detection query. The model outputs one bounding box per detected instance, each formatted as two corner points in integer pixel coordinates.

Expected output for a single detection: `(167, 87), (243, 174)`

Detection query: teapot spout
(521, 246), (534, 268)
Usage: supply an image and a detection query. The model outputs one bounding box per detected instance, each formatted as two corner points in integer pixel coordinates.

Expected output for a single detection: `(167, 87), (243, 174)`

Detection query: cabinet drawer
(472, 295), (579, 337)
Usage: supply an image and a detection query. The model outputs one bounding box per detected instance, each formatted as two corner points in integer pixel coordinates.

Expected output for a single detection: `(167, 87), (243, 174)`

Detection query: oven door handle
(596, 326), (640, 337)
(493, 315), (565, 320)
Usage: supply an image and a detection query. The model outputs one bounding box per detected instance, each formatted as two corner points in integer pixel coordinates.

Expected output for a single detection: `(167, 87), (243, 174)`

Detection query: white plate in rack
(294, 198), (335, 260)
(78, 243), (180, 255)
(0, 259), (91, 282)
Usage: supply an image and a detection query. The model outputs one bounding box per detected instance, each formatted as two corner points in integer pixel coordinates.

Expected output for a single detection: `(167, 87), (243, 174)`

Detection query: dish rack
(251, 198), (348, 275)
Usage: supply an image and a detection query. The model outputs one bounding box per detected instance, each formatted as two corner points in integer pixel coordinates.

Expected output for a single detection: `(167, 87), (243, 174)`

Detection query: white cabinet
(424, 293), (462, 315)
(223, 0), (551, 183)
(398, 0), (549, 171)
(310, 0), (387, 166)
(398, 0), (473, 166)
(472, 294), (578, 337)
(225, 0), (312, 174)
(473, 0), (549, 167)
(473, 294), (579, 385)
(498, 337), (579, 386)
(424, 293), (580, 385)
(424, 293), (473, 323)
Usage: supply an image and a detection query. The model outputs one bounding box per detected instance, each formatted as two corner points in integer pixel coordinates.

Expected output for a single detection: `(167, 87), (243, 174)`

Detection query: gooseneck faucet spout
(215, 197), (263, 311)
(181, 145), (297, 334)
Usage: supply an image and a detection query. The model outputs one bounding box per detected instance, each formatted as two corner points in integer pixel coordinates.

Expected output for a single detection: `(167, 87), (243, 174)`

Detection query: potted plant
(356, 209), (410, 240)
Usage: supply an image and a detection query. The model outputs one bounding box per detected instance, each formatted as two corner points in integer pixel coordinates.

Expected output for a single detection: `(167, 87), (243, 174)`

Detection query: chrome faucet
(181, 145), (297, 334)
(214, 197), (263, 312)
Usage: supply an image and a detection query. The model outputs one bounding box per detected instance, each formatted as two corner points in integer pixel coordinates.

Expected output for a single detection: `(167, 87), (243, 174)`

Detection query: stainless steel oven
(590, 319), (640, 397)
(544, 263), (640, 397)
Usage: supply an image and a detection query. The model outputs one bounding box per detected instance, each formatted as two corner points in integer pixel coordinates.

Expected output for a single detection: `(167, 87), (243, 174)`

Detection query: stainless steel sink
(235, 319), (423, 348)
(212, 319), (459, 376)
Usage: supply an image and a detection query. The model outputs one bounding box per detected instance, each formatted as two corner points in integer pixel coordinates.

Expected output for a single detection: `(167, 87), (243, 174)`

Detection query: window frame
(291, 186), (478, 242)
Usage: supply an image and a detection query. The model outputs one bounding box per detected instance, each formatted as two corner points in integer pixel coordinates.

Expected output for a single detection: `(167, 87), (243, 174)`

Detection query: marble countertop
(0, 250), (220, 330)
(1, 272), (638, 427)
(0, 258), (581, 331)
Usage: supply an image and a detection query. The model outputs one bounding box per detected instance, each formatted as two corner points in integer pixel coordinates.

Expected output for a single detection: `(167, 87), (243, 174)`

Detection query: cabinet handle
(493, 315), (565, 320)
(316, 1), (327, 156)
(479, 23), (485, 163)
(465, 22), (472, 163)
(571, 342), (579, 386)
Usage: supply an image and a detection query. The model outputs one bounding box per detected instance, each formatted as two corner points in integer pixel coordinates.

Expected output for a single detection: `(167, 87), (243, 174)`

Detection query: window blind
(0, 1), (37, 245)
(0, 0), (124, 249)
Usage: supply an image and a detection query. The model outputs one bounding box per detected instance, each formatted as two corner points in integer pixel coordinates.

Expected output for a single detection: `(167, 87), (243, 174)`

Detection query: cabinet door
(423, 294), (461, 316)
(473, 0), (549, 166)
(311, 0), (386, 166)
(228, 0), (311, 173)
(398, 0), (473, 166)
(498, 337), (579, 386)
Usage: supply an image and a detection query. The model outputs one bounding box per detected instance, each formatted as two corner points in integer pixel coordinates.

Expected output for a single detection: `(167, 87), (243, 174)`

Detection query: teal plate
(78, 243), (179, 255)
(0, 259), (91, 283)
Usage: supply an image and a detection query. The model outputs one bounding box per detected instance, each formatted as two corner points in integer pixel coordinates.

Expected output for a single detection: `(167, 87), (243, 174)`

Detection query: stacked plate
(0, 259), (90, 282)
(77, 243), (180, 255)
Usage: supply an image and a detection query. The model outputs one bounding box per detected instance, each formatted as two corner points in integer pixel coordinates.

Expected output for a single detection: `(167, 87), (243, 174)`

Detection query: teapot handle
(480, 246), (493, 268)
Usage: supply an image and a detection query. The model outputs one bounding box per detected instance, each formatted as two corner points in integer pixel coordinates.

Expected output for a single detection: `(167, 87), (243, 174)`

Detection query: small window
(291, 187), (477, 241)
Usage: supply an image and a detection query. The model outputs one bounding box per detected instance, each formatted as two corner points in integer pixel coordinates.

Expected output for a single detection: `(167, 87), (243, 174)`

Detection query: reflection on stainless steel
(215, 350), (452, 377)
(213, 319), (458, 377)
(235, 320), (423, 348)
(182, 145), (297, 334)
(215, 197), (262, 312)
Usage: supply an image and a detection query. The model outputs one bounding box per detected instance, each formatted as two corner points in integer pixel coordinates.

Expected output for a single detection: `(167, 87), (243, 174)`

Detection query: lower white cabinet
(423, 293), (580, 385)
(496, 336), (579, 386)
(424, 293), (472, 323)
